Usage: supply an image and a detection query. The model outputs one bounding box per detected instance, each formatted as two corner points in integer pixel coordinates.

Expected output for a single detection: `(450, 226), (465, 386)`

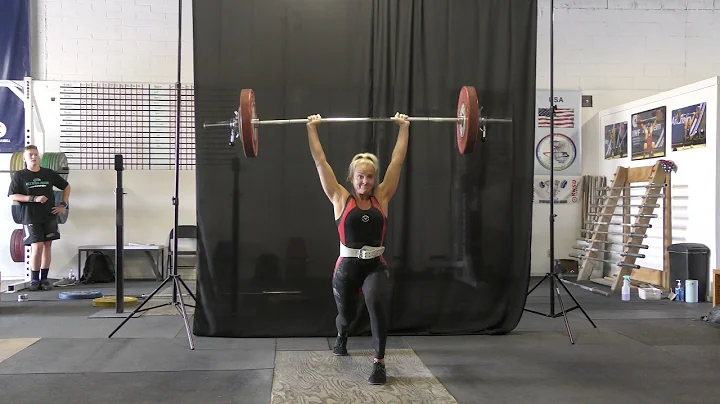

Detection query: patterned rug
(271, 349), (458, 403)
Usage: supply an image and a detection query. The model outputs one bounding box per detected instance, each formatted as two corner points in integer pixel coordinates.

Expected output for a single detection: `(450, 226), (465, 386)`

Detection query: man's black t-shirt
(8, 168), (69, 224)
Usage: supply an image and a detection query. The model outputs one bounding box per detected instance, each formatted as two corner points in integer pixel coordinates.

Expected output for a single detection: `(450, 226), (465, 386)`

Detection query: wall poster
(631, 106), (666, 161)
(671, 102), (706, 151)
(604, 121), (628, 160)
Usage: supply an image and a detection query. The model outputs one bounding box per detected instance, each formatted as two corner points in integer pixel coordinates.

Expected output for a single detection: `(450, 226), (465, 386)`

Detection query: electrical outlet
(547, 249), (551, 257)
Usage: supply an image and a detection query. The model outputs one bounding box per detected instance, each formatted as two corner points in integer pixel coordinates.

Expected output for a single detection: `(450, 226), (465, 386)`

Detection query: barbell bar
(569, 253), (640, 269)
(588, 212), (658, 218)
(584, 220), (652, 228)
(584, 229), (647, 238)
(602, 184), (667, 190)
(589, 203), (660, 208)
(595, 194), (665, 198)
(204, 116), (512, 126)
(572, 245), (646, 259)
(576, 238), (648, 249)
(202, 86), (513, 158)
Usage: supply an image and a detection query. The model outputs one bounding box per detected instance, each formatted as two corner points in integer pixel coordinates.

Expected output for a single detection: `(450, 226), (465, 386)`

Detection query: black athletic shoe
(28, 280), (40, 292)
(332, 335), (348, 356)
(40, 279), (52, 291)
(368, 361), (387, 385)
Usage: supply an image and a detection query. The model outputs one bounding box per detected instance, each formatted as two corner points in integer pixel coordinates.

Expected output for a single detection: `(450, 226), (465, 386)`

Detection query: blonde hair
(347, 152), (379, 182)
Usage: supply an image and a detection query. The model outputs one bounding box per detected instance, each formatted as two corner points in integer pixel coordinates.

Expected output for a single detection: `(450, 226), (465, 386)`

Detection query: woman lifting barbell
(306, 112), (409, 385)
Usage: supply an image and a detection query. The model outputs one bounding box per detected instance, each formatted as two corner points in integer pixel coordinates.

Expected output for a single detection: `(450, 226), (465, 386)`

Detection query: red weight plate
(239, 89), (259, 158)
(456, 86), (479, 154)
(10, 229), (24, 263)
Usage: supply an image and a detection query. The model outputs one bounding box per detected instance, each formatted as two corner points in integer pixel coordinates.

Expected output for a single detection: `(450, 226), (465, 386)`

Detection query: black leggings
(332, 257), (392, 359)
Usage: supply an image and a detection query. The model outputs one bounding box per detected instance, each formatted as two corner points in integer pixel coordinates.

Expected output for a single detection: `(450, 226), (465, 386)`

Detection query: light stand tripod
(108, 0), (197, 349)
(524, 0), (596, 344)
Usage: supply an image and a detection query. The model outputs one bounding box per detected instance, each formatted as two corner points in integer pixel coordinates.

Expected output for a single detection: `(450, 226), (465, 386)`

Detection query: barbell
(202, 86), (513, 158)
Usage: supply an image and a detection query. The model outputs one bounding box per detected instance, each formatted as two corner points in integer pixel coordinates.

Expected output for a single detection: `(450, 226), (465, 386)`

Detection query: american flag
(538, 107), (575, 128)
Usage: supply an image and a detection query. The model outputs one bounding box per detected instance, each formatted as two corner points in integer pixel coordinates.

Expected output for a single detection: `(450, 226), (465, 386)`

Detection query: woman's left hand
(393, 112), (410, 128)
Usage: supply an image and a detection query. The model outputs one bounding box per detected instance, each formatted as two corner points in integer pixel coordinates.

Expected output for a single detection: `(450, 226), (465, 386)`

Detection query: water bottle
(621, 275), (631, 301)
(675, 280), (684, 302)
(69, 268), (76, 282)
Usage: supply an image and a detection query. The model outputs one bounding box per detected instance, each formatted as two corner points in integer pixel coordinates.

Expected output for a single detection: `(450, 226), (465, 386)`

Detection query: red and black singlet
(336, 195), (387, 250)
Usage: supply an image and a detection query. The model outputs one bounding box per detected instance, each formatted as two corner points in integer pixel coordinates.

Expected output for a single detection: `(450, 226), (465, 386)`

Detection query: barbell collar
(203, 121), (235, 129)
(483, 117), (512, 124)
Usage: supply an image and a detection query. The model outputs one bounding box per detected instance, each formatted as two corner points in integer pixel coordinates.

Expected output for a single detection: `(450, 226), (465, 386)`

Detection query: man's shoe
(332, 335), (348, 356)
(368, 361), (387, 385)
(28, 280), (40, 292)
(53, 277), (76, 287)
(40, 279), (53, 291)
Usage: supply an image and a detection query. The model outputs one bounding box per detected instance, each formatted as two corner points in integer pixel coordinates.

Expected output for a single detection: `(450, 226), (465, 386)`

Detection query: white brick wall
(538, 0), (720, 103)
(536, 0), (720, 175)
(32, 0), (720, 94)
(32, 0), (194, 83)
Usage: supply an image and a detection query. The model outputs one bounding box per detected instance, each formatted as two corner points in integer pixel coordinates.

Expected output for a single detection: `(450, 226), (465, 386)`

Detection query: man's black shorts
(23, 220), (60, 246)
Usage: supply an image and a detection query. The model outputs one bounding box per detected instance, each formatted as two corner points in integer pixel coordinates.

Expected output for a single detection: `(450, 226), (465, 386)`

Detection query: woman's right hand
(307, 114), (322, 128)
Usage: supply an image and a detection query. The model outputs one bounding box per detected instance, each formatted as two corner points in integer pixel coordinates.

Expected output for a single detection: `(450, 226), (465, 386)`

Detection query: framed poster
(631, 106), (666, 161)
(671, 102), (706, 151)
(604, 121), (628, 160)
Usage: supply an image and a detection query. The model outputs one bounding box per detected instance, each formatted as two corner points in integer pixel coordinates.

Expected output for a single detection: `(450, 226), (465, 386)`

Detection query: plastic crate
(639, 287), (662, 300)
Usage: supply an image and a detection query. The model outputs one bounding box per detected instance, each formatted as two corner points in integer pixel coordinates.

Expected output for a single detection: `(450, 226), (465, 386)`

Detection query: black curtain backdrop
(191, 0), (537, 338)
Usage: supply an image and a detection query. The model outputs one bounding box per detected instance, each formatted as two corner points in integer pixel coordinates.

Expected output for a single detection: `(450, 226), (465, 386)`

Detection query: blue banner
(0, 0), (30, 153)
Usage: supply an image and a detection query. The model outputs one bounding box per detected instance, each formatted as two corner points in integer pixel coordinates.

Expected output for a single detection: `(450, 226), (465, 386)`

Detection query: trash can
(667, 243), (710, 302)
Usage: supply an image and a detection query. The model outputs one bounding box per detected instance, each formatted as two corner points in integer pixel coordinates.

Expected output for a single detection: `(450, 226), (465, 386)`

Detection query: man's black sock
(31, 271), (40, 282)
(40, 268), (49, 280)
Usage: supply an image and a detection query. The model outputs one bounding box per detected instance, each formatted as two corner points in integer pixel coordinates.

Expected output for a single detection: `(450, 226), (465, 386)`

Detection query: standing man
(8, 145), (71, 291)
